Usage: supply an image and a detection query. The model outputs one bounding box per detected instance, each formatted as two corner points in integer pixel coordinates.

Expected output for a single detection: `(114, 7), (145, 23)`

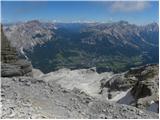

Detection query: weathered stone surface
(1, 25), (17, 63)
(1, 63), (22, 77)
(125, 64), (159, 80)
(99, 64), (159, 113)
(32, 69), (44, 78)
(102, 74), (136, 91)
(1, 60), (33, 77)
(1, 77), (158, 119)
(130, 64), (159, 112)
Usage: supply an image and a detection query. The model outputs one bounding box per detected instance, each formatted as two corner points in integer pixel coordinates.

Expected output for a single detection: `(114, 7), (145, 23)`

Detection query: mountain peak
(117, 20), (129, 25)
(26, 20), (41, 25)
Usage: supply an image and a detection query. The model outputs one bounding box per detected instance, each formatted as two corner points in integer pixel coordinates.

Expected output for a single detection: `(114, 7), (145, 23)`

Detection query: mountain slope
(3, 20), (159, 73)
(1, 76), (158, 119)
(35, 64), (159, 113)
(3, 20), (56, 56)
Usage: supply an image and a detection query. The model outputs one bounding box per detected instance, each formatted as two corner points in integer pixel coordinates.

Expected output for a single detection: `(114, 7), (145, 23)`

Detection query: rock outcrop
(1, 25), (17, 63)
(1, 25), (32, 77)
(129, 64), (159, 112)
(1, 60), (33, 77)
(100, 64), (159, 113)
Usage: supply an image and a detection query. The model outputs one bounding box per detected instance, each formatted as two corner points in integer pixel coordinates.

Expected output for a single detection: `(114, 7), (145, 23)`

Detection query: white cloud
(111, 1), (150, 12)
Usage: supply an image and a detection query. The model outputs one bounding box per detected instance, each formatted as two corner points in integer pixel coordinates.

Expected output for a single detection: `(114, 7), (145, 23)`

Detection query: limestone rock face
(100, 64), (159, 113)
(1, 25), (32, 77)
(130, 64), (159, 112)
(3, 20), (55, 53)
(1, 25), (17, 63)
(1, 60), (33, 77)
(102, 74), (136, 91)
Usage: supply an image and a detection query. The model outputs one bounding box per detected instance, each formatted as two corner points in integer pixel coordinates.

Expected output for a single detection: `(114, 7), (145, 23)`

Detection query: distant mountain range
(3, 20), (159, 73)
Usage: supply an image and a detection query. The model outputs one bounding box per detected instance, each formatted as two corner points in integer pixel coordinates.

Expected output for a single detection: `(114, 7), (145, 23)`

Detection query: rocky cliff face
(1, 25), (17, 63)
(129, 65), (159, 112)
(1, 60), (33, 77)
(101, 64), (159, 113)
(3, 20), (55, 53)
(1, 25), (33, 77)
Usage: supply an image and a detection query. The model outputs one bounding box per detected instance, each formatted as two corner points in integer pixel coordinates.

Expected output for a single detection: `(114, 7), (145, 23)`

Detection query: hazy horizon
(1, 19), (159, 26)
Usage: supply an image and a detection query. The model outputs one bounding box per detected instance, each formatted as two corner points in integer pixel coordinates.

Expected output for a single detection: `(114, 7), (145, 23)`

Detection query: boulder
(1, 60), (33, 77)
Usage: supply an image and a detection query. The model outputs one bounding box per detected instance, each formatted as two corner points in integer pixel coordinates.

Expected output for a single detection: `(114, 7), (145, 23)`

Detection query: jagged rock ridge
(3, 20), (56, 54)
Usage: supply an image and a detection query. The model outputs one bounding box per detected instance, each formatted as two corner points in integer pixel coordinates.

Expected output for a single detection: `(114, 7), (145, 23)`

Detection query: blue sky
(1, 1), (159, 25)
